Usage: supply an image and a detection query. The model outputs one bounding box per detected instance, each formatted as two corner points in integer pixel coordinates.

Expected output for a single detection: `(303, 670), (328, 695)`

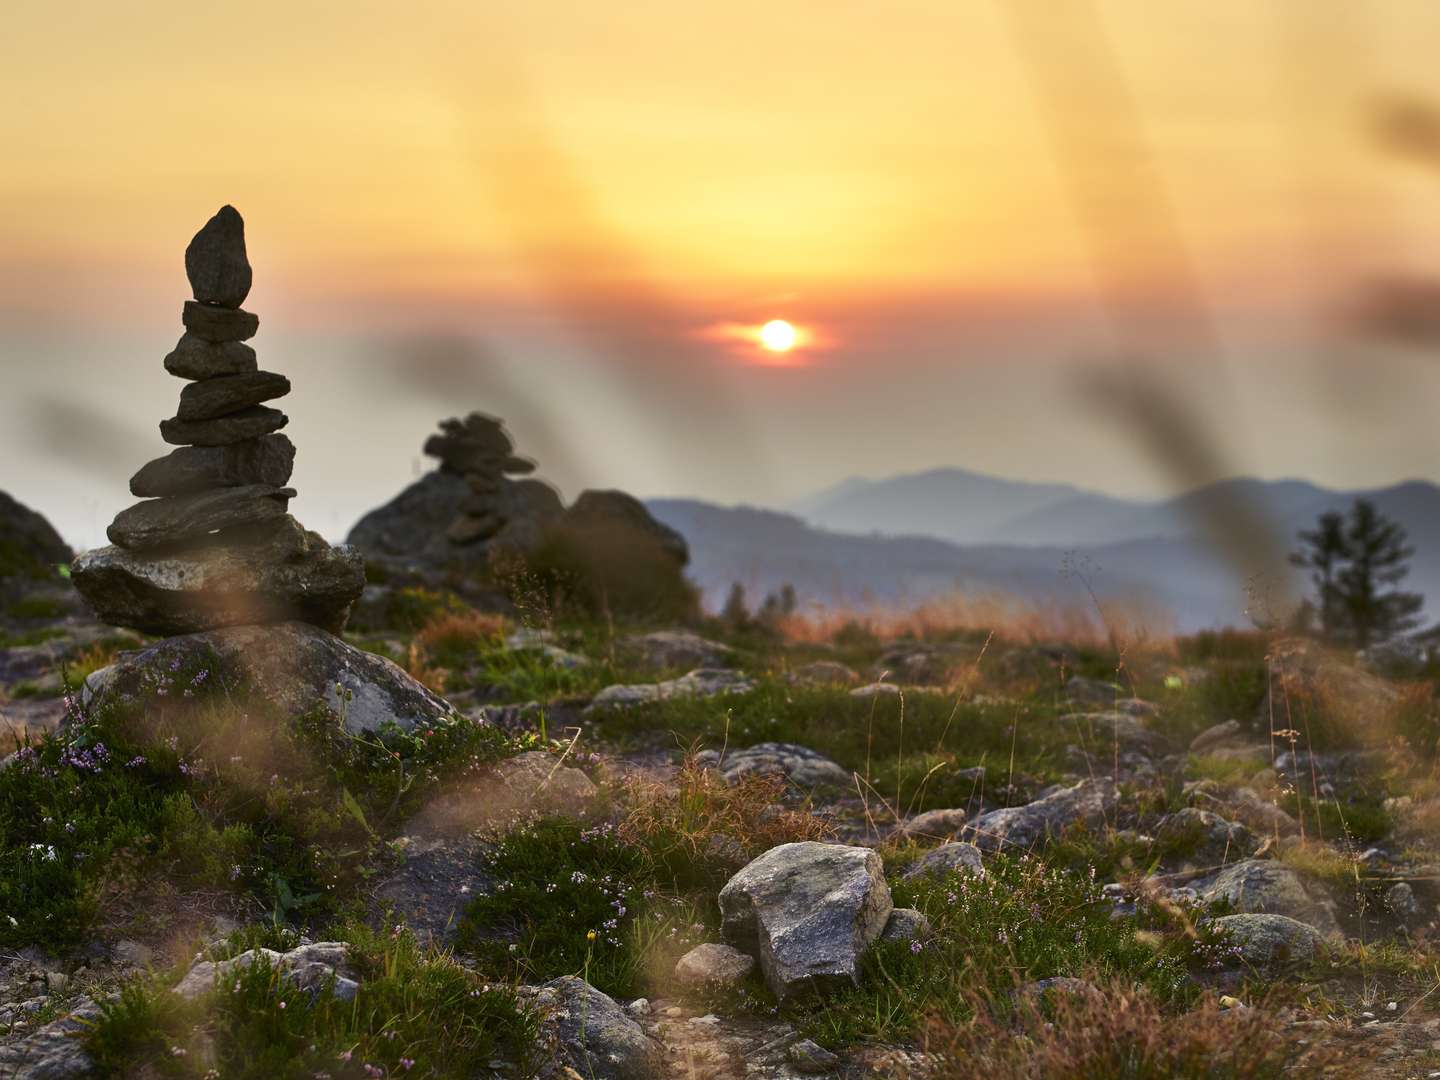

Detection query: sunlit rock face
(71, 206), (364, 637)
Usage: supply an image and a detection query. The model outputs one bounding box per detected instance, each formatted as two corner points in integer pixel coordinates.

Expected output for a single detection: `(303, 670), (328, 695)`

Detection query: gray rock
(129, 435), (296, 497)
(83, 621), (451, 735)
(694, 742), (851, 789)
(564, 490), (689, 567)
(1058, 711), (1176, 759)
(1154, 808), (1254, 864)
(719, 842), (893, 1002)
(1386, 881), (1424, 923)
(674, 943), (756, 990)
(161, 405), (287, 447)
(787, 660), (860, 686)
(901, 842), (984, 881)
(963, 778), (1116, 853)
(537, 976), (661, 1080)
(0, 490), (72, 580)
(0, 998), (103, 1078)
(175, 941), (357, 1002)
(896, 808), (969, 843)
(1222, 787), (1302, 838)
(370, 834), (494, 946)
(185, 204), (252, 308)
(620, 630), (732, 672)
(879, 907), (931, 943)
(1065, 675), (1125, 705)
(1197, 859), (1340, 937)
(163, 332), (258, 380)
(1213, 913), (1324, 969)
(176, 370), (290, 421)
(587, 669), (755, 713)
(106, 485), (293, 550)
(1190, 719), (1243, 753)
(181, 299), (259, 343)
(787, 1038), (841, 1074)
(850, 682), (900, 700)
(72, 518), (364, 636)
(488, 750), (598, 817)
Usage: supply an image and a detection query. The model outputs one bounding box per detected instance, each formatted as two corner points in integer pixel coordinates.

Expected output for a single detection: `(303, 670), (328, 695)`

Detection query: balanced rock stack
(426, 413), (539, 545)
(72, 207), (365, 636)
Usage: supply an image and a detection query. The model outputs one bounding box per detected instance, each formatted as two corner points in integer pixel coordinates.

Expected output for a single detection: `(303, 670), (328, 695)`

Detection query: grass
(0, 648), (520, 949)
(587, 679), (1071, 815)
(86, 922), (539, 1079)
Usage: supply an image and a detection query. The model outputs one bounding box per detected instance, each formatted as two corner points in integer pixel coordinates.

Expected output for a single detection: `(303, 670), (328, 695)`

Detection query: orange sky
(5, 1), (1440, 545)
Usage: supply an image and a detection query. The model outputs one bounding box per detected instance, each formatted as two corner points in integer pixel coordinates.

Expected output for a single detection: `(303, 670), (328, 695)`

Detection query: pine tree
(1289, 510), (1346, 637)
(1338, 499), (1423, 648)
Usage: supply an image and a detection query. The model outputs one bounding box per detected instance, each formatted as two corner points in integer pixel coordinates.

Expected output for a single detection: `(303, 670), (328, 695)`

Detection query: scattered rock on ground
(587, 669), (755, 713)
(1197, 859), (1341, 937)
(901, 842), (984, 881)
(1213, 913), (1324, 969)
(674, 943), (756, 992)
(719, 842), (892, 1002)
(622, 630), (733, 672)
(963, 779), (1116, 854)
(694, 742), (851, 789)
(535, 976), (661, 1080)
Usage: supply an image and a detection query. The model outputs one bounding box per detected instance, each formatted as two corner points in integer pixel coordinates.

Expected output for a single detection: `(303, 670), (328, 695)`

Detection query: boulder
(163, 332), (257, 380)
(129, 435), (296, 497)
(536, 976), (661, 1080)
(72, 517), (364, 636)
(587, 669), (755, 713)
(674, 943), (756, 991)
(901, 841), (984, 881)
(175, 941), (358, 1002)
(719, 842), (892, 1002)
(879, 908), (931, 944)
(694, 742), (851, 789)
(564, 490), (689, 567)
(1154, 807), (1253, 865)
(106, 485), (293, 550)
(181, 299), (259, 343)
(1197, 859), (1340, 937)
(184, 204), (253, 308)
(963, 779), (1116, 853)
(1212, 913), (1324, 969)
(83, 620), (452, 735)
(0, 998), (103, 1078)
(895, 808), (969, 843)
(176, 370), (290, 421)
(787, 660), (860, 686)
(620, 630), (732, 672)
(0, 490), (71, 581)
(160, 405), (287, 446)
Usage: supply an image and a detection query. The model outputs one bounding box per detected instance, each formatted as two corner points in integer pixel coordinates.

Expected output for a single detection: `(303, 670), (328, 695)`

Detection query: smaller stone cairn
(425, 413), (536, 545)
(72, 207), (364, 635)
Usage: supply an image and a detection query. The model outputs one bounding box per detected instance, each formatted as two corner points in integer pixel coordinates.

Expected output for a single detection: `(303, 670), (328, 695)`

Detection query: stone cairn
(427, 413), (538, 546)
(72, 207), (365, 636)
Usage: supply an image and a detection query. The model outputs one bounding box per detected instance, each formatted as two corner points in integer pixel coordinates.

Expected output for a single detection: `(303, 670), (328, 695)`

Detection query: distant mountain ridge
(648, 470), (1440, 631)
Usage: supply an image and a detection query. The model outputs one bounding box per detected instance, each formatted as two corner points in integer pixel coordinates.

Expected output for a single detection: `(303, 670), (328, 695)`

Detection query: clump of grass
(928, 984), (1349, 1079)
(799, 854), (1211, 1047)
(414, 610), (508, 669)
(379, 586), (472, 633)
(456, 817), (706, 998)
(4, 593), (68, 620)
(0, 651), (519, 948)
(618, 758), (834, 896)
(87, 923), (538, 1079)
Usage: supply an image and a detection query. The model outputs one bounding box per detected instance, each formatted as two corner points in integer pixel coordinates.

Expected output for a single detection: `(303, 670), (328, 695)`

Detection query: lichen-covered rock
(0, 998), (103, 1078)
(72, 517), (364, 636)
(963, 779), (1116, 853)
(175, 942), (358, 1002)
(83, 621), (453, 735)
(693, 742), (851, 790)
(879, 908), (931, 943)
(719, 842), (892, 1002)
(620, 630), (731, 672)
(536, 976), (661, 1079)
(587, 669), (755, 713)
(1154, 807), (1254, 865)
(900, 841), (985, 881)
(1197, 859), (1341, 937)
(1212, 913), (1324, 969)
(895, 808), (968, 843)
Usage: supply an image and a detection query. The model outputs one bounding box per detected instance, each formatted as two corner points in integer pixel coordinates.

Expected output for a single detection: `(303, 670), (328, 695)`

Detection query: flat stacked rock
(72, 206), (364, 636)
(425, 413), (538, 546)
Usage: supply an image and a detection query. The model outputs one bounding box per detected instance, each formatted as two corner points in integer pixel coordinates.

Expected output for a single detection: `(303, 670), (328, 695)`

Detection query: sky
(5, 1), (1440, 548)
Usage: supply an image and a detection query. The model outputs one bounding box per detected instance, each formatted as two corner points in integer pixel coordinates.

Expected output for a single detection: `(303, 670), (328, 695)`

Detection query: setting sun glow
(760, 319), (797, 352)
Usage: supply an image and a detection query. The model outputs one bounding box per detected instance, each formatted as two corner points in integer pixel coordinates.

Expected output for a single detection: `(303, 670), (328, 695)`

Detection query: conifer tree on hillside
(1291, 499), (1423, 647)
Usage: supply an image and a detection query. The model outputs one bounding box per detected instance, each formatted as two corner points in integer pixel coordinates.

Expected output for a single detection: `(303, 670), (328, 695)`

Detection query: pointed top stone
(185, 205), (252, 308)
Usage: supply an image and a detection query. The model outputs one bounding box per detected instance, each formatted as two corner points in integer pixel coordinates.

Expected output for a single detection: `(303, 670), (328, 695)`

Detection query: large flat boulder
(72, 516), (364, 636)
(83, 621), (453, 735)
(719, 841), (892, 1002)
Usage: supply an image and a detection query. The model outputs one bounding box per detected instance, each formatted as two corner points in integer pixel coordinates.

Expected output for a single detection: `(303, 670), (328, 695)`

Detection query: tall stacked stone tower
(72, 207), (365, 635)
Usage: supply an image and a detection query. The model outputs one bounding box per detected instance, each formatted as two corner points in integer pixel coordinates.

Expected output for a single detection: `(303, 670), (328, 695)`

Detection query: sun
(759, 319), (797, 353)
